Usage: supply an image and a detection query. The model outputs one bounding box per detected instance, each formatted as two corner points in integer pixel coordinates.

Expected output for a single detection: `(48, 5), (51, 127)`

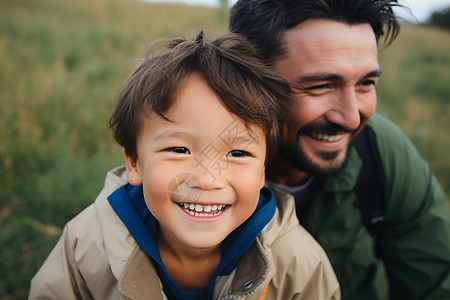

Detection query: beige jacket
(29, 166), (340, 300)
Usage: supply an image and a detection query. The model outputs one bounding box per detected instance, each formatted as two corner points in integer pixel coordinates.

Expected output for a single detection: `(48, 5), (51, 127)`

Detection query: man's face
(274, 19), (380, 177)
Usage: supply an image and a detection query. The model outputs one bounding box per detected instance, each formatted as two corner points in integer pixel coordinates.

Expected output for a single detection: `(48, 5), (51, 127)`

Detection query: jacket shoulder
(259, 188), (341, 299)
(29, 166), (135, 299)
(365, 113), (445, 220)
(29, 204), (114, 299)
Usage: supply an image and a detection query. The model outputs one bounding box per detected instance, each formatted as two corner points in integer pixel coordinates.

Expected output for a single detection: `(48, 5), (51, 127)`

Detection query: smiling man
(273, 20), (380, 180)
(230, 0), (450, 299)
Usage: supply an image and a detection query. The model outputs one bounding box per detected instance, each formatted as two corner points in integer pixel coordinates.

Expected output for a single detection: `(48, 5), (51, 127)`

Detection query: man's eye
(165, 147), (190, 154)
(307, 84), (331, 90)
(361, 79), (376, 86)
(226, 150), (251, 157)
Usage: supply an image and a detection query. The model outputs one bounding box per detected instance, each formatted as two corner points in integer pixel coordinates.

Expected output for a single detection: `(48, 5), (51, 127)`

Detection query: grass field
(0, 0), (449, 298)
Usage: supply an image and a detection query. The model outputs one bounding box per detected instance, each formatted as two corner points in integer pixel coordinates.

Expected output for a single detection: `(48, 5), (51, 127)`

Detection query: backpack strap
(352, 127), (385, 234)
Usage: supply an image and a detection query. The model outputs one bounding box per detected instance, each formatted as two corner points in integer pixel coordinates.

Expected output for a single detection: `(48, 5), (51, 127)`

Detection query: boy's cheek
(260, 168), (266, 189)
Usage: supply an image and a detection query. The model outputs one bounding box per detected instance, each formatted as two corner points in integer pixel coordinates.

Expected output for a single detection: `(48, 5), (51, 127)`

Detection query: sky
(143, 0), (450, 23)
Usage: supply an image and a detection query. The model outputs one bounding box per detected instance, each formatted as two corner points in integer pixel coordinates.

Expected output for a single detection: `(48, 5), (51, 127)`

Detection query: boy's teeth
(178, 202), (226, 217)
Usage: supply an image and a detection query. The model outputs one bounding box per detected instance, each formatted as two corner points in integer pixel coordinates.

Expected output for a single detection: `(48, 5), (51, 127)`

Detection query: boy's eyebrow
(154, 128), (262, 146)
(154, 130), (189, 140)
(226, 134), (261, 147)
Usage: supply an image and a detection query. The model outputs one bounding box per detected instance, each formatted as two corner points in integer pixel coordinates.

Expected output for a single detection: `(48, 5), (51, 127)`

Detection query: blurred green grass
(377, 25), (450, 192)
(0, 0), (448, 298)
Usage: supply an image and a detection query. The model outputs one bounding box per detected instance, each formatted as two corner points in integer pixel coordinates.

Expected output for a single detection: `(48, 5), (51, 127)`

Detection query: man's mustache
(297, 122), (352, 138)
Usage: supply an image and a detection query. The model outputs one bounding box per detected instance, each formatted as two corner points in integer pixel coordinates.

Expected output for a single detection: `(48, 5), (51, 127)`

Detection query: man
(229, 0), (450, 299)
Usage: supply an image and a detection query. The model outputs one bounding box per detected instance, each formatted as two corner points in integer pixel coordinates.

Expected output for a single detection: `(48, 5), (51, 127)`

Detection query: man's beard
(279, 122), (352, 177)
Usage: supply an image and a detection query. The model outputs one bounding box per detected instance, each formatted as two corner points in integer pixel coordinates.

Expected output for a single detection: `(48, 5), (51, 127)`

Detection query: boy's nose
(187, 164), (227, 190)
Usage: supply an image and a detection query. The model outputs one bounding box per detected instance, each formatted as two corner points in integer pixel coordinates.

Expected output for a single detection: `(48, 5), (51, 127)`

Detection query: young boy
(29, 31), (340, 300)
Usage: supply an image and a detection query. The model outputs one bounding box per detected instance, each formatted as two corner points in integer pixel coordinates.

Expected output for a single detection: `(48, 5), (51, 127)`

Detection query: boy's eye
(164, 147), (190, 154)
(226, 150), (251, 157)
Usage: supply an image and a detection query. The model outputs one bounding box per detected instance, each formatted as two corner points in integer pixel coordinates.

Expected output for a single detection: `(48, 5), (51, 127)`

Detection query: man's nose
(327, 88), (361, 131)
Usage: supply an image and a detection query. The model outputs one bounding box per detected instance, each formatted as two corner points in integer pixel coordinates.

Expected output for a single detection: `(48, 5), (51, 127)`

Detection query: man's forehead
(283, 19), (377, 50)
(276, 19), (379, 71)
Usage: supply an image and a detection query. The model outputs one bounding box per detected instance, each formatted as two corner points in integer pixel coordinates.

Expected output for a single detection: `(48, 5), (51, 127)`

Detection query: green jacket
(297, 113), (450, 299)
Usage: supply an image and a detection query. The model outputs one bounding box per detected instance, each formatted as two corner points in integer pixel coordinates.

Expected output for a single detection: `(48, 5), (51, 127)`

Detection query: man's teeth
(311, 133), (345, 142)
(178, 203), (226, 217)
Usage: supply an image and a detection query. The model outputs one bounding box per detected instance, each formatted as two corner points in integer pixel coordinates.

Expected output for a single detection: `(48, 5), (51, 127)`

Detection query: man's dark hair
(229, 0), (401, 64)
(109, 30), (292, 161)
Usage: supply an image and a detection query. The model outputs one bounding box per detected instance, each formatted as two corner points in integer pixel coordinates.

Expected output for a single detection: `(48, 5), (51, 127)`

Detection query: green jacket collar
(321, 147), (362, 192)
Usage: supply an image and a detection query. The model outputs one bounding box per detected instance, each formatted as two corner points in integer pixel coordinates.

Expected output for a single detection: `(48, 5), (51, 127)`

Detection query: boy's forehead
(139, 75), (264, 144)
(145, 113), (264, 146)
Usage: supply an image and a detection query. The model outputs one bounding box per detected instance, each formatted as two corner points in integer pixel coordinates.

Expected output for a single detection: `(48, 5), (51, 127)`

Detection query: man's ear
(122, 148), (143, 186)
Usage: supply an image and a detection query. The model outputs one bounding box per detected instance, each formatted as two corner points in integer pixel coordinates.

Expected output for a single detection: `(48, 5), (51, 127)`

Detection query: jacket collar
(321, 146), (363, 192)
(119, 246), (166, 300)
(117, 238), (273, 300)
(100, 166), (278, 300)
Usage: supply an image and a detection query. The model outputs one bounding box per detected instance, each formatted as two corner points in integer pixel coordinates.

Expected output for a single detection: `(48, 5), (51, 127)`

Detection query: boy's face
(124, 72), (266, 251)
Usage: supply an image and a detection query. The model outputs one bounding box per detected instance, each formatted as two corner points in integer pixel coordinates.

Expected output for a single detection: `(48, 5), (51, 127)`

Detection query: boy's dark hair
(109, 31), (292, 162)
(229, 0), (401, 64)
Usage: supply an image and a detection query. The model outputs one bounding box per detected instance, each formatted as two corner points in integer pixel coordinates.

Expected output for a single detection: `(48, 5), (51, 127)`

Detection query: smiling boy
(29, 31), (340, 300)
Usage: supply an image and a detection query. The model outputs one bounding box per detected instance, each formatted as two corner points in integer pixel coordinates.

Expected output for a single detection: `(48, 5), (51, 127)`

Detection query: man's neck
(267, 155), (311, 187)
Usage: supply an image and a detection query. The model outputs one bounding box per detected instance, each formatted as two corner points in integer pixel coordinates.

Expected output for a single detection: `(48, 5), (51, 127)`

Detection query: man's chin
(306, 158), (346, 177)
(280, 146), (349, 177)
(312, 149), (348, 175)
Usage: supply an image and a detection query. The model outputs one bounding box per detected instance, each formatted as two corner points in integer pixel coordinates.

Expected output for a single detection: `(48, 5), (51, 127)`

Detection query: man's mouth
(309, 132), (345, 142)
(177, 203), (228, 217)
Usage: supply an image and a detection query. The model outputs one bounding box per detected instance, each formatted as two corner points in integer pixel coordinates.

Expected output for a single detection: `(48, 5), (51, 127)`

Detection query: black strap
(352, 127), (385, 234)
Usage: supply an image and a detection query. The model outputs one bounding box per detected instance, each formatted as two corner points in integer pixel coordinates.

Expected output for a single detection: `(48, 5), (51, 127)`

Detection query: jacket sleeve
(28, 225), (90, 300)
(369, 114), (450, 299)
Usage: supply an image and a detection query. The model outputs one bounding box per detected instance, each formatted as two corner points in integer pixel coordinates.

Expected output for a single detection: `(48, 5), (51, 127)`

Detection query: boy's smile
(169, 173), (231, 219)
(124, 72), (267, 252)
(177, 202), (228, 217)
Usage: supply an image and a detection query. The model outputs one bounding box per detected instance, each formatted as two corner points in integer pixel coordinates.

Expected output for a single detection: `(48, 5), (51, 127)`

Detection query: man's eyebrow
(366, 69), (383, 78)
(296, 73), (343, 85)
(294, 69), (383, 85)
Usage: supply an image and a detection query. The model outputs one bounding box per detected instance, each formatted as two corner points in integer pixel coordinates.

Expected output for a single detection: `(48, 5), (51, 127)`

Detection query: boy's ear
(122, 148), (143, 186)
